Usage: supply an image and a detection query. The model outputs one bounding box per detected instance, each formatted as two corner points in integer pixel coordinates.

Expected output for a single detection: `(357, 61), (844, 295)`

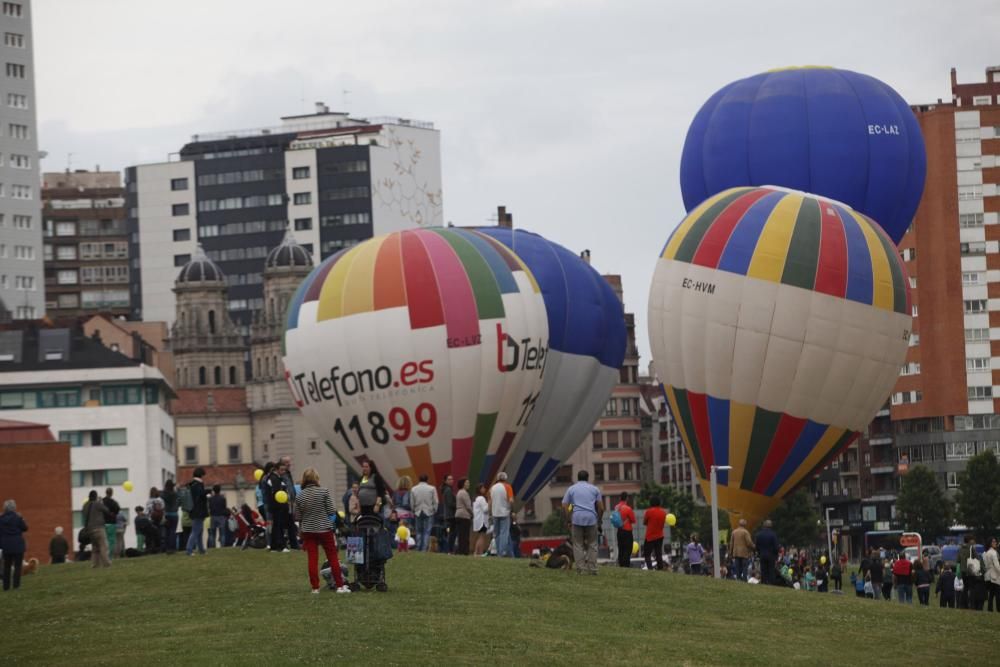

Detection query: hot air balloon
(474, 228), (626, 503)
(283, 228), (549, 491)
(648, 186), (912, 528)
(680, 67), (926, 244)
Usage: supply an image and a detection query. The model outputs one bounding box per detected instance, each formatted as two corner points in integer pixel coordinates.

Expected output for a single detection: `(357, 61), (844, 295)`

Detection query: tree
(770, 488), (821, 548)
(896, 464), (953, 541)
(955, 451), (1000, 542)
(541, 508), (568, 536)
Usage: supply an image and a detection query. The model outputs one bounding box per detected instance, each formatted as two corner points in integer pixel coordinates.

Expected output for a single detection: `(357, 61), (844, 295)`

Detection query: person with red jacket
(892, 555), (914, 604)
(643, 496), (667, 571)
(614, 492), (637, 568)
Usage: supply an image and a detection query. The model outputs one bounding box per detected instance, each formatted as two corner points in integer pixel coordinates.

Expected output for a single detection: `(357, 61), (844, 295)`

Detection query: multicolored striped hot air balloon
(283, 228), (548, 491)
(647, 186), (912, 528)
(474, 228), (626, 504)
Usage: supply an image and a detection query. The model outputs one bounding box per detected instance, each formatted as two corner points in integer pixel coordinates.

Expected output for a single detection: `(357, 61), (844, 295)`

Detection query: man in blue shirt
(561, 470), (605, 575)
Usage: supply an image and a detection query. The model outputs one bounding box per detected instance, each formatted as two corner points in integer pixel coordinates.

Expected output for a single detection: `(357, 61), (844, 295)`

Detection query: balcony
(870, 465), (895, 475)
(868, 436), (893, 446)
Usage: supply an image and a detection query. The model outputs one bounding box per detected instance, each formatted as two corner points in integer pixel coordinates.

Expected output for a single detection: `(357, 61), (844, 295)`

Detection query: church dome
(265, 230), (313, 270)
(176, 246), (225, 284)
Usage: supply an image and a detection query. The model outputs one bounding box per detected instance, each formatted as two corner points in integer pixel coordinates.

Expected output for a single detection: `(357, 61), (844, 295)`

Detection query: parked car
(940, 543), (986, 571)
(904, 545), (943, 572)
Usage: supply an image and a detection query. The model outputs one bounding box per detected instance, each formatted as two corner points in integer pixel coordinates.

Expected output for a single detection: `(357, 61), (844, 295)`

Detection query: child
(748, 569), (761, 585)
(803, 566), (816, 592)
(935, 564), (956, 608)
(851, 572), (865, 598)
(864, 574), (875, 599)
(396, 520), (411, 552)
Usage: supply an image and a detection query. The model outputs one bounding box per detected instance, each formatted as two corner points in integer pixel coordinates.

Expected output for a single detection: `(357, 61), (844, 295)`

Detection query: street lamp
(825, 507), (834, 564)
(710, 465), (733, 579)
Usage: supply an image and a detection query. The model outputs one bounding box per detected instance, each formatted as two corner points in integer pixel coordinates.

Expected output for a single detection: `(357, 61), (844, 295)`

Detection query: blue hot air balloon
(476, 227), (627, 504)
(679, 67), (926, 244)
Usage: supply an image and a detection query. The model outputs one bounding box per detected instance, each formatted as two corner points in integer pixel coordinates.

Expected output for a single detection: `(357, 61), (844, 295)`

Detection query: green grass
(1, 549), (996, 665)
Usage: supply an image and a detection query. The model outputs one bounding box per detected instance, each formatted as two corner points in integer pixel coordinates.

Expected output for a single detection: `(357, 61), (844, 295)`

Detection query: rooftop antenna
(342, 89), (351, 111)
(66, 152), (73, 172)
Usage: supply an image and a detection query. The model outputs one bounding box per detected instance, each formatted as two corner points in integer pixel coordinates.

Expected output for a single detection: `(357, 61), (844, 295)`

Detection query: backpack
(967, 554), (983, 578)
(610, 509), (623, 529)
(178, 484), (194, 512)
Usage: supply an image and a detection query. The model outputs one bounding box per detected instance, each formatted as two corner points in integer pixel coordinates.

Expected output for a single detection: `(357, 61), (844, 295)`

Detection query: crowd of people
(3, 465), (1000, 611)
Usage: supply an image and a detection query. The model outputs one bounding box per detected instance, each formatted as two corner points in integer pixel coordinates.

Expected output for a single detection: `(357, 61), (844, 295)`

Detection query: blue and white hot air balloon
(475, 228), (627, 504)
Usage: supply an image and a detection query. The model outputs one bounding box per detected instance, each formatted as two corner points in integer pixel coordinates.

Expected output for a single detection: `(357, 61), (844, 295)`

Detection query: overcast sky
(32, 0), (1000, 362)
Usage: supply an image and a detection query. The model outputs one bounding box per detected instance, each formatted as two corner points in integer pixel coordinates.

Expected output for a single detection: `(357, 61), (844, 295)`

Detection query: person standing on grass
(102, 488), (120, 561)
(561, 470), (604, 575)
(114, 507), (128, 559)
(49, 526), (69, 564)
(280, 456), (300, 549)
(0, 499), (28, 591)
(266, 462), (292, 552)
(914, 559), (933, 606)
(755, 520), (779, 585)
(984, 537), (1000, 612)
(208, 485), (229, 548)
(411, 474), (437, 553)
(490, 472), (515, 558)
(613, 492), (637, 568)
(473, 484), (491, 556)
(160, 479), (180, 554)
(730, 519), (755, 582)
(892, 554), (913, 604)
(642, 496), (667, 571)
(454, 478), (473, 556)
(84, 490), (112, 568)
(258, 462), (274, 530)
(830, 557), (842, 591)
(935, 564), (957, 608)
(441, 474), (457, 554)
(146, 488), (165, 544)
(881, 559), (894, 601)
(185, 467), (209, 556)
(293, 468), (350, 595)
(357, 460), (391, 518)
(686, 533), (706, 575)
(869, 551), (884, 600)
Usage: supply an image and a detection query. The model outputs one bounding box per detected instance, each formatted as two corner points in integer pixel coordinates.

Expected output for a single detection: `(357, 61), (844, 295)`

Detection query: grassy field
(1, 548), (996, 665)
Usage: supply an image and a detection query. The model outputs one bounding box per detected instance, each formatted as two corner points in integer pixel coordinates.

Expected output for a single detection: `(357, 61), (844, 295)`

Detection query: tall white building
(0, 326), (176, 548)
(127, 104), (443, 329)
(0, 0), (43, 320)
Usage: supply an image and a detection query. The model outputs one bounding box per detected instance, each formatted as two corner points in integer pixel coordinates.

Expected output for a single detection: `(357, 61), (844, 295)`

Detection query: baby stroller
(346, 513), (392, 592)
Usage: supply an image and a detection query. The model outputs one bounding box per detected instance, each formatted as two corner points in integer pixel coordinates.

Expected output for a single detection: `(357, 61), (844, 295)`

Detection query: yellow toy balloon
(567, 504), (573, 512)
(632, 541), (640, 557)
(275, 490), (288, 504)
(123, 481), (134, 492)
(337, 510), (345, 519)
(666, 513), (677, 527)
(789, 568), (795, 576)
(254, 469), (264, 482)
(396, 525), (410, 541)
(820, 556), (827, 565)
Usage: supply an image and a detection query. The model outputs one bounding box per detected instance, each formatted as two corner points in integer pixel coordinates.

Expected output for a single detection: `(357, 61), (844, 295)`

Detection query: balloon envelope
(474, 227), (626, 503)
(283, 228), (549, 492)
(680, 67), (926, 244)
(648, 187), (912, 527)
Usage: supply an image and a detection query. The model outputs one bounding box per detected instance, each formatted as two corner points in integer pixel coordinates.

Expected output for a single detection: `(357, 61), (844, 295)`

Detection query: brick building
(0, 418), (72, 562)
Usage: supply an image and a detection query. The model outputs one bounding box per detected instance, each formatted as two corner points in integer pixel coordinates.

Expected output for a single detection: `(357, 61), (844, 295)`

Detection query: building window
(12, 214), (30, 229)
(962, 271), (983, 286)
(9, 153), (29, 169)
(901, 248), (916, 262)
(293, 192), (311, 205)
(5, 63), (25, 78)
(605, 399), (617, 416)
(608, 463), (620, 481)
(2, 4), (22, 18)
(946, 442), (976, 460)
(229, 366), (237, 385)
(55, 245), (76, 260)
(947, 471), (959, 488)
(174, 254), (190, 267)
(960, 213), (984, 228)
(320, 212), (370, 227)
(958, 186), (983, 201)
(198, 367), (207, 385)
(57, 270), (78, 285)
(294, 217), (312, 230)
(292, 166), (310, 179)
(968, 386), (992, 400)
(227, 444), (241, 464)
(960, 242), (986, 256)
(214, 366), (222, 385)
(964, 299), (987, 313)
(184, 446), (197, 465)
(966, 357), (990, 372)
(965, 328), (989, 342)
(3, 32), (24, 48)
(593, 463), (604, 482)
(172, 203), (189, 216)
(10, 184), (30, 199)
(5, 93), (26, 109)
(8, 123), (28, 139)
(173, 229), (191, 242)
(973, 95), (992, 106)
(606, 431), (619, 449)
(170, 177), (188, 191)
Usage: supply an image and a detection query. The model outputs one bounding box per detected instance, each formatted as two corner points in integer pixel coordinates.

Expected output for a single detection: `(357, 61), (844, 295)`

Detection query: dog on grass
(529, 541), (574, 570)
(22, 558), (39, 575)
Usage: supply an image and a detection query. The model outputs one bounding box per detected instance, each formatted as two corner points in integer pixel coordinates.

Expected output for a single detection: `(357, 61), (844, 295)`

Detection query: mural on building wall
(372, 128), (443, 228)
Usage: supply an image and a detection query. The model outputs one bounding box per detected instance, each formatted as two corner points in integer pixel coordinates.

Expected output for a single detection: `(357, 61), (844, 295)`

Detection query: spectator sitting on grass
(49, 526), (69, 565)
